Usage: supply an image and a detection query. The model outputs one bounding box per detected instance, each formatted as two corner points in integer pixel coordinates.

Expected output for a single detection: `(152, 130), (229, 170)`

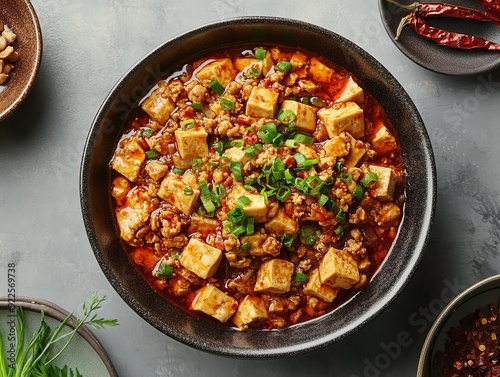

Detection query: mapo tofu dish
(110, 46), (405, 330)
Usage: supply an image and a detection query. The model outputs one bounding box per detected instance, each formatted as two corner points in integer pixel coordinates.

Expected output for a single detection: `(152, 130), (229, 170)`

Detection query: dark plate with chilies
(379, 0), (500, 75)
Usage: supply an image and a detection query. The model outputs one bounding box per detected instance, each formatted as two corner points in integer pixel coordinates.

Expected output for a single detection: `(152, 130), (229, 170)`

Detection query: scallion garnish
(245, 67), (260, 79)
(335, 162), (344, 172)
(237, 196), (252, 208)
(292, 272), (308, 282)
(230, 139), (244, 148)
(361, 171), (378, 187)
(220, 98), (235, 111)
(246, 216), (255, 235)
(280, 233), (295, 248)
(145, 150), (158, 159)
(244, 145), (256, 158)
(293, 133), (315, 144)
(191, 157), (203, 174)
(152, 259), (174, 279)
(223, 220), (235, 233)
(215, 141), (224, 155)
(275, 61), (292, 74)
(199, 180), (216, 213)
(340, 172), (352, 183)
(300, 96), (310, 105)
(227, 207), (245, 224)
(257, 122), (284, 147)
(334, 225), (344, 236)
(183, 185), (193, 196)
(240, 241), (252, 253)
(191, 102), (203, 110)
(230, 160), (244, 182)
(141, 128), (154, 137)
(336, 209), (347, 222)
(277, 109), (296, 124)
(209, 79), (225, 95)
(276, 185), (291, 201)
(353, 183), (364, 200)
(232, 225), (246, 236)
(318, 194), (329, 206)
(181, 118), (195, 129)
(285, 139), (300, 149)
(255, 48), (266, 60)
(310, 96), (327, 107)
(172, 166), (185, 175)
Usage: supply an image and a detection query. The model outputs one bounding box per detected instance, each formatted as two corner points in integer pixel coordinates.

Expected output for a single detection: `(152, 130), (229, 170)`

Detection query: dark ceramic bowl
(0, 0), (42, 122)
(417, 275), (500, 376)
(80, 17), (436, 358)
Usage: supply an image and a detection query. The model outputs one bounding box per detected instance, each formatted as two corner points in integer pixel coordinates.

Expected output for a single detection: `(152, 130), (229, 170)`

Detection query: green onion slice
(183, 185), (193, 196)
(223, 221), (235, 233)
(181, 119), (195, 129)
(361, 171), (378, 187)
(227, 207), (245, 224)
(285, 139), (299, 149)
(237, 196), (252, 208)
(245, 216), (255, 235)
(240, 241), (252, 253)
(276, 185), (291, 201)
(277, 109), (296, 125)
(275, 61), (292, 74)
(145, 150), (158, 159)
(209, 79), (225, 95)
(191, 102), (203, 110)
(293, 133), (314, 145)
(292, 272), (308, 282)
(353, 183), (364, 200)
(334, 162), (344, 172)
(230, 160), (244, 182)
(220, 98), (235, 111)
(339, 172), (352, 183)
(152, 260), (174, 279)
(232, 225), (246, 236)
(318, 194), (329, 206)
(191, 157), (202, 173)
(280, 233), (295, 248)
(141, 128), (154, 138)
(334, 225), (344, 236)
(310, 96), (327, 107)
(336, 209), (347, 222)
(255, 48), (266, 60)
(245, 67), (260, 79)
(230, 139), (244, 148)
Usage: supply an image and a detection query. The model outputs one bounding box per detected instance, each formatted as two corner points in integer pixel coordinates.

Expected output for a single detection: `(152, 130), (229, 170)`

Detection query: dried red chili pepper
(386, 0), (500, 26)
(478, 0), (500, 18)
(396, 12), (500, 50)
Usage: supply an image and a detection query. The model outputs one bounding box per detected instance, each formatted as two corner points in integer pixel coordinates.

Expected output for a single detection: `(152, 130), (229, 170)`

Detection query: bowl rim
(417, 274), (500, 376)
(81, 15), (437, 358)
(0, 0), (43, 122)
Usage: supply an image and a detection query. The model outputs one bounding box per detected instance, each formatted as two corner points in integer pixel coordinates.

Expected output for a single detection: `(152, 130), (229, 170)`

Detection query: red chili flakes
(433, 303), (500, 377)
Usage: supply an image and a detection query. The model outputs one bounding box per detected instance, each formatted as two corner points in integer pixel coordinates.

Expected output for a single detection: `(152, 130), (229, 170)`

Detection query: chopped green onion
(293, 133), (314, 144)
(183, 185), (193, 196)
(304, 234), (317, 246)
(145, 150), (158, 159)
(237, 196), (252, 208)
(212, 184), (226, 200)
(277, 109), (296, 125)
(257, 122), (279, 144)
(255, 48), (266, 60)
(181, 119), (195, 129)
(335, 162), (344, 172)
(230, 160), (244, 182)
(284, 169), (294, 182)
(280, 233), (295, 248)
(318, 194), (329, 206)
(209, 79), (225, 95)
(292, 272), (308, 282)
(230, 139), (244, 148)
(200, 195), (216, 213)
(272, 158), (286, 180)
(340, 172), (352, 183)
(240, 241), (252, 253)
(254, 143), (263, 151)
(152, 260), (174, 279)
(227, 207), (245, 224)
(310, 96), (327, 107)
(191, 102), (203, 110)
(244, 145), (256, 158)
(245, 216), (255, 235)
(275, 61), (292, 74)
(276, 185), (291, 201)
(220, 98), (235, 111)
(294, 153), (318, 170)
(223, 221), (235, 233)
(301, 96), (310, 105)
(172, 166), (185, 175)
(336, 209), (347, 222)
(300, 226), (315, 238)
(232, 225), (246, 236)
(361, 171), (378, 187)
(215, 141), (224, 155)
(245, 67), (260, 79)
(141, 128), (154, 137)
(334, 225), (344, 236)
(285, 139), (300, 149)
(353, 183), (364, 200)
(191, 157), (203, 174)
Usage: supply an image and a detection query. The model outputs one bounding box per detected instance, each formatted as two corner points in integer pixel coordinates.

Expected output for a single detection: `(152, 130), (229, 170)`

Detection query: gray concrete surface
(1, 0), (500, 376)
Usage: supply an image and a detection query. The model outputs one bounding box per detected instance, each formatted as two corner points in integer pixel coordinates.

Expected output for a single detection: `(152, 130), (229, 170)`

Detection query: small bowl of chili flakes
(418, 274), (500, 377)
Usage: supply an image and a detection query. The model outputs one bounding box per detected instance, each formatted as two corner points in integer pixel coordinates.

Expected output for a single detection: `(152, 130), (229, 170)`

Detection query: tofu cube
(111, 176), (131, 202)
(174, 127), (209, 160)
(303, 269), (339, 303)
(224, 147), (247, 164)
(309, 57), (334, 83)
(318, 102), (365, 139)
(246, 87), (279, 119)
(141, 83), (176, 125)
(344, 133), (366, 168)
(195, 58), (237, 88)
(115, 187), (152, 244)
(180, 238), (223, 279)
(264, 207), (298, 237)
(369, 165), (397, 201)
(336, 76), (364, 105)
(322, 135), (349, 158)
(240, 233), (267, 257)
(254, 258), (294, 294)
(111, 136), (146, 182)
(319, 248), (360, 289)
(227, 184), (268, 223)
(234, 57), (263, 78)
(280, 100), (317, 134)
(232, 295), (268, 331)
(191, 285), (238, 323)
(145, 161), (168, 181)
(371, 125), (397, 155)
(157, 172), (200, 215)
